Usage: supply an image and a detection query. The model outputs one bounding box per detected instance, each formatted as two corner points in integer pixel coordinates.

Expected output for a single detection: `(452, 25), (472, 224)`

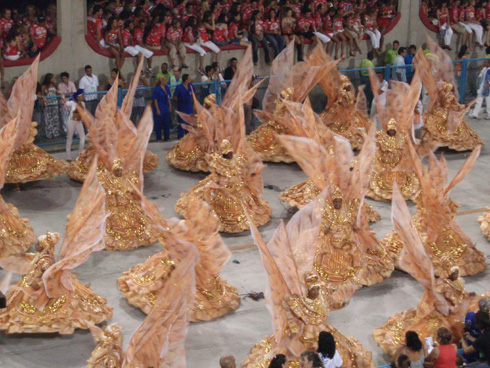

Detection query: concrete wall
(1, 0), (480, 89)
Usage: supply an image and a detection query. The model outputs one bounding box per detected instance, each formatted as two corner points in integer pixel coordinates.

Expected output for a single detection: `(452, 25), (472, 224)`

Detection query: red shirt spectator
(229, 21), (239, 38)
(333, 16), (344, 32)
(0, 16), (14, 40)
(88, 16), (103, 39)
(242, 5), (254, 23)
(183, 26), (196, 43)
(197, 26), (210, 42)
(146, 22), (166, 46)
(212, 23), (228, 42)
(106, 28), (120, 47)
(4, 41), (19, 57)
(133, 26), (144, 44)
(121, 27), (133, 47)
(296, 15), (313, 33)
(313, 12), (323, 30)
(30, 21), (48, 48)
(265, 18), (280, 33)
(166, 25), (183, 43)
(449, 4), (460, 25)
(254, 19), (265, 37)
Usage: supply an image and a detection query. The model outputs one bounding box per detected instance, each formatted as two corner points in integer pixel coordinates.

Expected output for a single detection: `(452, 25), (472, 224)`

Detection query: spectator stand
(3, 36), (61, 67)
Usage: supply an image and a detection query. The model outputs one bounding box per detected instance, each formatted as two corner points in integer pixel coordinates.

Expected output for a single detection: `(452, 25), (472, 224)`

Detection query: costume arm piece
(0, 55), (39, 147)
(392, 183), (450, 316)
(426, 36), (458, 95)
(122, 246), (198, 368)
(0, 115), (20, 189)
(43, 160), (108, 298)
(0, 253), (36, 274)
(121, 55), (145, 117)
(445, 145), (481, 195)
(329, 284), (357, 310)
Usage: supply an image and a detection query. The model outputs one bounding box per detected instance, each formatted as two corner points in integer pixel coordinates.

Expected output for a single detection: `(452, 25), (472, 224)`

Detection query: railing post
(459, 59), (468, 103)
(117, 87), (124, 107)
(213, 80), (221, 105)
(384, 65), (391, 83)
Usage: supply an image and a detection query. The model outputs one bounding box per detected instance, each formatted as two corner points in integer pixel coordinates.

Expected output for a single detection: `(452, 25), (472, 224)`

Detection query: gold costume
(478, 208), (490, 241)
(86, 324), (125, 368)
(421, 82), (483, 151)
(0, 233), (113, 334)
(176, 140), (272, 233)
(367, 120), (420, 202)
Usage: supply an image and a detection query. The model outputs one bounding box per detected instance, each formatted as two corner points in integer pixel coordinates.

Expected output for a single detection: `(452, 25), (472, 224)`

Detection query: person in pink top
(166, 18), (188, 69)
(426, 327), (458, 368)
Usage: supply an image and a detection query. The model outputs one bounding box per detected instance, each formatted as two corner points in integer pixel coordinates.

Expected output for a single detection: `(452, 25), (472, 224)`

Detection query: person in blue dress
(173, 74), (195, 139)
(152, 75), (172, 141)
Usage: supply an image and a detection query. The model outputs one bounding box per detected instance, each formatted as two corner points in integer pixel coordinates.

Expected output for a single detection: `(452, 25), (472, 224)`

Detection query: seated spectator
(212, 14), (230, 48)
(295, 7), (317, 61)
(166, 18), (188, 69)
(426, 327), (458, 368)
(300, 350), (324, 368)
(393, 331), (427, 368)
(0, 8), (14, 41)
(229, 13), (250, 47)
(462, 311), (490, 368)
(219, 355), (236, 368)
(461, 297), (490, 362)
(30, 16), (48, 56)
(249, 10), (271, 65)
(317, 331), (343, 368)
(198, 12), (221, 63)
(364, 7), (382, 56)
(88, 5), (104, 45)
(106, 68), (125, 90)
(145, 15), (168, 54)
(269, 354), (287, 368)
(183, 16), (206, 74)
(265, 9), (285, 58)
(281, 7), (297, 45)
(3, 27), (22, 61)
(122, 21), (154, 74)
(377, 0), (397, 35)
(102, 16), (125, 70)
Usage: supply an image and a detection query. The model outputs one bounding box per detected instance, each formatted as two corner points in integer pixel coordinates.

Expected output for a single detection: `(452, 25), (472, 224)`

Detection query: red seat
(3, 37), (62, 67)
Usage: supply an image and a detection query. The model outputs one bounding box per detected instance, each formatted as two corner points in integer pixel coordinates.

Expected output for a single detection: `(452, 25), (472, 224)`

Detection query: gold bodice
(97, 166), (140, 207)
(207, 152), (245, 179)
(288, 294), (328, 325)
(375, 131), (406, 168)
(321, 199), (359, 244)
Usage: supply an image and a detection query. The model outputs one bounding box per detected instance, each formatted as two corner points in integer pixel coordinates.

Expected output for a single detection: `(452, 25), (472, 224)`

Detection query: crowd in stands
(422, 0), (490, 51)
(218, 298), (490, 368)
(86, 0), (399, 76)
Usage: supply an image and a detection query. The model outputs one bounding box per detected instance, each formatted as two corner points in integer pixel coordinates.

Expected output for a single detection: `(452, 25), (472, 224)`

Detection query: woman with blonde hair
(152, 75), (172, 141)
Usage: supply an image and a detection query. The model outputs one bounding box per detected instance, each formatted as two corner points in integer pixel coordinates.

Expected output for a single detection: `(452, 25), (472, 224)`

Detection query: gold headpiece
(112, 159), (123, 172)
(441, 82), (453, 92)
(204, 94), (216, 109)
(37, 231), (60, 250)
(220, 139), (233, 155)
(340, 75), (349, 83)
(387, 118), (397, 131)
(331, 185), (344, 201)
(441, 257), (458, 276)
(280, 87), (294, 100)
(305, 273), (321, 289)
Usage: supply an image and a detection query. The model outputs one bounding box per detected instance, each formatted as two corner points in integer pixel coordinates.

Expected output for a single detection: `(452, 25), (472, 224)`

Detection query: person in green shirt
(360, 50), (375, 110)
(384, 40), (399, 66)
(155, 62), (173, 81)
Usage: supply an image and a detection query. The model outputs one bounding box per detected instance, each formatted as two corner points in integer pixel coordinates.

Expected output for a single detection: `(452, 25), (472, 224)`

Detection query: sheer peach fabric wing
(122, 247), (198, 368)
(0, 271), (13, 295)
(307, 46), (339, 108)
(248, 219), (304, 354)
(426, 36), (457, 96)
(413, 49), (439, 106)
(347, 127), (376, 201)
(276, 135), (329, 190)
(121, 55), (145, 117)
(445, 145), (481, 195)
(0, 115), (20, 189)
(333, 134), (356, 193)
(392, 184), (450, 316)
(0, 253), (36, 274)
(221, 45), (254, 111)
(192, 94), (216, 148)
(115, 109), (138, 167)
(0, 56), (39, 147)
(42, 159), (108, 298)
(355, 85), (369, 120)
(262, 41), (295, 113)
(0, 91), (8, 118)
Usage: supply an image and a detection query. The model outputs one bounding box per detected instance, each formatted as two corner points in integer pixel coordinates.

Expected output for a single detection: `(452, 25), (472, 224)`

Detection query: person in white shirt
(370, 71), (389, 124)
(470, 59), (490, 119)
(61, 89), (86, 161)
(317, 331), (343, 368)
(78, 65), (100, 114)
(392, 47), (408, 83)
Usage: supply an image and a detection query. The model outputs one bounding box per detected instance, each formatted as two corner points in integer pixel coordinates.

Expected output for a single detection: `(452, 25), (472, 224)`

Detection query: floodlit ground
(1, 116), (490, 368)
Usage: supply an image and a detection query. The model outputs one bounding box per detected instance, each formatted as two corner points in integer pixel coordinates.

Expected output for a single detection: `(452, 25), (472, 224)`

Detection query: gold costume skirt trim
(422, 113), (484, 151)
(0, 202), (36, 257)
(382, 228), (487, 277)
(243, 331), (374, 368)
(367, 167), (420, 202)
(175, 179), (272, 233)
(477, 207), (490, 241)
(117, 252), (240, 322)
(246, 124), (295, 163)
(6, 144), (68, 184)
(321, 111), (369, 151)
(0, 278), (113, 334)
(68, 145), (158, 182)
(165, 135), (209, 172)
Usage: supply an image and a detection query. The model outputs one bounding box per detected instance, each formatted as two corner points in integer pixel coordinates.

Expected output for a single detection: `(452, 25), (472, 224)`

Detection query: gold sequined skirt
(320, 111), (369, 151)
(0, 201), (36, 257)
(280, 179), (381, 223)
(422, 112), (484, 151)
(6, 144), (68, 184)
(165, 135), (209, 172)
(117, 251), (240, 322)
(367, 166), (420, 202)
(243, 330), (374, 368)
(68, 145), (159, 182)
(477, 207), (490, 241)
(246, 123), (295, 163)
(382, 225), (487, 277)
(175, 178), (272, 233)
(0, 277), (113, 334)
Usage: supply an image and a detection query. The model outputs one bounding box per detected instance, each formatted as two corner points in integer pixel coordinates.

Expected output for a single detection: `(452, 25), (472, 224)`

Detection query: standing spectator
(404, 45), (417, 83)
(249, 10), (271, 65)
(30, 16), (48, 56)
(133, 19), (155, 74)
(40, 73), (61, 139)
(264, 9), (285, 58)
(224, 57), (237, 80)
(384, 40), (399, 66)
(426, 327), (458, 368)
(169, 66), (183, 93)
(392, 47), (408, 82)
(152, 75), (172, 142)
(166, 18), (188, 69)
(219, 355), (236, 368)
(87, 5), (104, 46)
(269, 354), (287, 368)
(58, 72), (77, 130)
(462, 311), (490, 368)
(197, 14), (221, 63)
(454, 45), (470, 89)
(173, 73), (194, 138)
(183, 16), (206, 74)
(61, 90), (86, 161)
(370, 70), (389, 121)
(131, 73), (150, 124)
(103, 17), (125, 71)
(317, 331), (343, 368)
(78, 65), (100, 115)
(212, 14), (230, 48)
(229, 13), (250, 46)
(392, 331), (427, 368)
(360, 50), (375, 108)
(156, 62), (173, 81)
(470, 59), (490, 119)
(201, 65), (215, 83)
(364, 7), (382, 56)
(106, 68), (125, 90)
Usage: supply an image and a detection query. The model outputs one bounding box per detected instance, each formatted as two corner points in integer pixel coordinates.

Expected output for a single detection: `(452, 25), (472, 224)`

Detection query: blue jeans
(153, 109), (171, 140)
(264, 34), (285, 57)
(250, 35), (270, 63)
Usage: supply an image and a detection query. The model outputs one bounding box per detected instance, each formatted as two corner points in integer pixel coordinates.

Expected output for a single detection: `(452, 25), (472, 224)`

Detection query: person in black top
(462, 311), (490, 368)
(224, 57), (238, 80)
